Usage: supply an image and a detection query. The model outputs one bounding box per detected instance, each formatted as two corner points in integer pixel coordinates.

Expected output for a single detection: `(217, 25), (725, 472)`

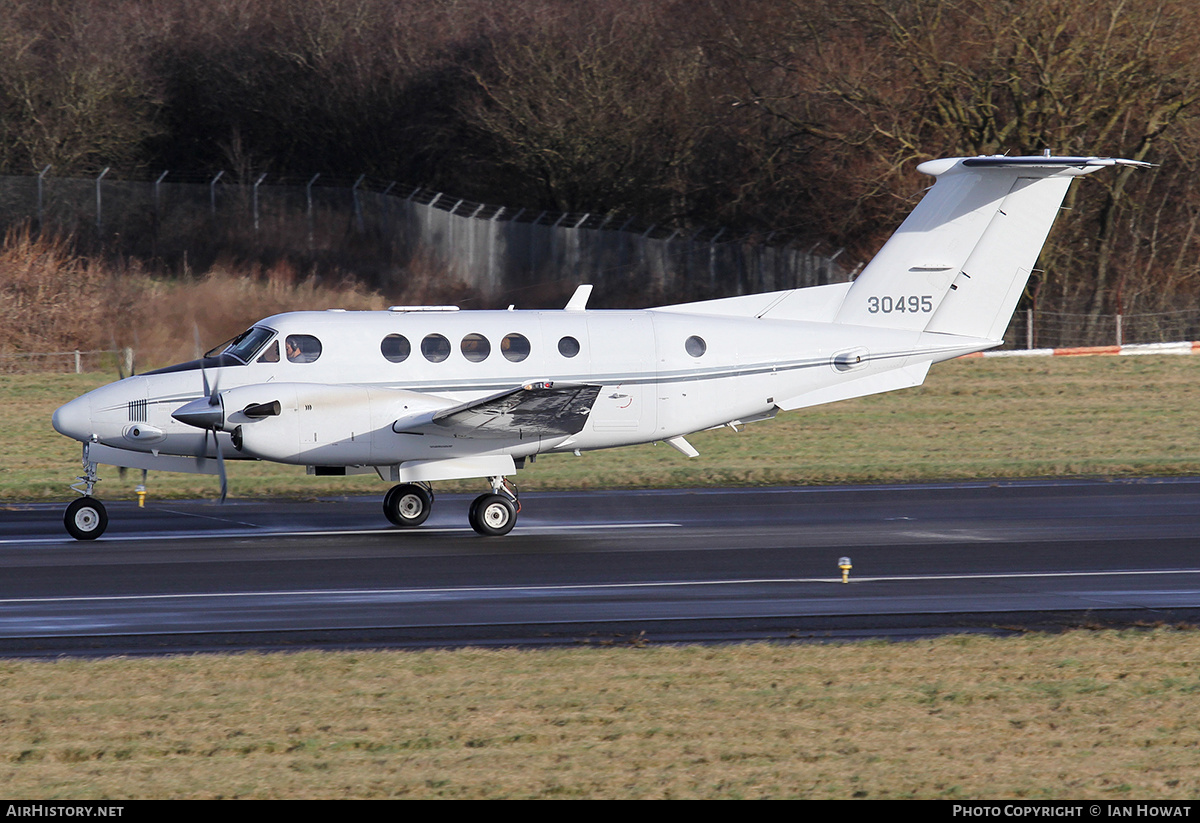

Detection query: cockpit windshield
(205, 327), (276, 363)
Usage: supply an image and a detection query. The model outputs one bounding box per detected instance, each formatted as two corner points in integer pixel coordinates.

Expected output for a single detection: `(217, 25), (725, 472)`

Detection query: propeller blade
(216, 439), (227, 504)
(208, 429), (228, 504)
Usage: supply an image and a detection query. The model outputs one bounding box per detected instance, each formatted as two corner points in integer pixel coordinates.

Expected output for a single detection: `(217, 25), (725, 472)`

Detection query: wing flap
(396, 382), (601, 439)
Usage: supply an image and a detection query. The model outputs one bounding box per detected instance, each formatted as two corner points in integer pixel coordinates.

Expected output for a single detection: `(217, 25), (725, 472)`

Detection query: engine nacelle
(216, 383), (448, 465)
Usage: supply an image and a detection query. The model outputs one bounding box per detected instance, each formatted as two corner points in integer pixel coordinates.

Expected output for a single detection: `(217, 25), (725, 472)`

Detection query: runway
(2, 478), (1199, 655)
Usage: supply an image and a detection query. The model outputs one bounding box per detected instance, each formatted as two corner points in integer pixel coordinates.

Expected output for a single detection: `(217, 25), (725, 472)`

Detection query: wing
(394, 381), (601, 440)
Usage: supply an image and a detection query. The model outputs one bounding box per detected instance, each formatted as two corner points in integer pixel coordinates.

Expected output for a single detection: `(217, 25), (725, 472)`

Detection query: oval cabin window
(381, 334), (411, 363)
(421, 334), (451, 363)
(558, 336), (580, 358)
(502, 333), (531, 362)
(461, 333), (491, 362)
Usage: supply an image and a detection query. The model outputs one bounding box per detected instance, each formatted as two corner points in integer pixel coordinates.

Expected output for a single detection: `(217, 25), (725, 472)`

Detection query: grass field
(3, 354), (1200, 799)
(0, 632), (1197, 799)
(5, 353), (1200, 502)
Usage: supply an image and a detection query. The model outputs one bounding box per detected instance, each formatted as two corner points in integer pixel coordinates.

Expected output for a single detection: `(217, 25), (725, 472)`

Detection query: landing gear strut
(64, 443), (108, 540)
(468, 476), (520, 537)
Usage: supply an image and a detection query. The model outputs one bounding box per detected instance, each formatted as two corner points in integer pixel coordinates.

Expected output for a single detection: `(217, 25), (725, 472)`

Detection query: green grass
(6, 354), (1200, 502)
(4, 356), (1200, 798)
(0, 631), (1197, 799)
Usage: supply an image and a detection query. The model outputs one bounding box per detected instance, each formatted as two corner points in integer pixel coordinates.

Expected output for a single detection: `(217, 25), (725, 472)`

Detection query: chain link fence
(1003, 309), (1200, 350)
(0, 171), (849, 303)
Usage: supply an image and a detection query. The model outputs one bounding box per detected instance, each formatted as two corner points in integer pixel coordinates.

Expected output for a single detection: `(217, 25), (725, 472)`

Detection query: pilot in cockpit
(286, 336), (318, 363)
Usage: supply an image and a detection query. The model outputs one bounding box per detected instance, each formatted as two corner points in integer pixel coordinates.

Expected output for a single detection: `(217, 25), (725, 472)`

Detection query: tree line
(2, 0), (1198, 319)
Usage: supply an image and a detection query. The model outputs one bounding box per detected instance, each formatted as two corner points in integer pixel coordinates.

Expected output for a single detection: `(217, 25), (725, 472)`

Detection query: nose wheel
(64, 497), (108, 540)
(64, 445), (108, 540)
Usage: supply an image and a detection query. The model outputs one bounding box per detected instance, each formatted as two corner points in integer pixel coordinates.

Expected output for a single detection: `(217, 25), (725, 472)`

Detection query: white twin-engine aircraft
(52, 154), (1146, 539)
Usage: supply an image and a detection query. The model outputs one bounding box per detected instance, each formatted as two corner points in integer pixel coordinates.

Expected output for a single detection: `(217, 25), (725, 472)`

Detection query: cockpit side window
(285, 334), (322, 363)
(210, 327), (276, 364)
(257, 340), (280, 363)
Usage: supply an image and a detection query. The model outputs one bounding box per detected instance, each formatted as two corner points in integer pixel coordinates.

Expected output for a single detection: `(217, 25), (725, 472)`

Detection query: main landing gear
(382, 483), (434, 527)
(64, 444), (108, 540)
(382, 476), (520, 536)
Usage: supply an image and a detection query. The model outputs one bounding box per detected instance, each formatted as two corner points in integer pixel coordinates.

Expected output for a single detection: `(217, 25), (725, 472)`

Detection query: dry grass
(0, 631), (1196, 798)
(0, 228), (482, 371)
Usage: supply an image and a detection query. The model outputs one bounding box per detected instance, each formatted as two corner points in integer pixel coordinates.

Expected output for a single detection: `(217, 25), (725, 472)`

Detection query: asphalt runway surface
(2, 478), (1200, 655)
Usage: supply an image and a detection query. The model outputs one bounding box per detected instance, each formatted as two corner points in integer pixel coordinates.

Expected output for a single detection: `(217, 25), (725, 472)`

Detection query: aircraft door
(584, 313), (657, 435)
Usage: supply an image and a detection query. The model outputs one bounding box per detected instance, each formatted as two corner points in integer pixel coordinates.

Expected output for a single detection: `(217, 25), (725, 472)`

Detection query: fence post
(153, 171), (168, 256)
(352, 174), (365, 233)
(36, 165), (51, 229)
(123, 347), (134, 377)
(307, 173), (320, 250)
(253, 173), (267, 233)
(95, 167), (110, 233)
(209, 171), (224, 217)
(74, 350), (81, 374)
(1026, 309), (1034, 350)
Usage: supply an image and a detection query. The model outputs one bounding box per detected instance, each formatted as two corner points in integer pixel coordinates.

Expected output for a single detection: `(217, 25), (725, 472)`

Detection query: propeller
(171, 340), (229, 503)
(200, 359), (228, 504)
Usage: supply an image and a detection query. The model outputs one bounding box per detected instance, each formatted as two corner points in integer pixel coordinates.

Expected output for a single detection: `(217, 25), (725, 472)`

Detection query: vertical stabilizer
(834, 156), (1149, 340)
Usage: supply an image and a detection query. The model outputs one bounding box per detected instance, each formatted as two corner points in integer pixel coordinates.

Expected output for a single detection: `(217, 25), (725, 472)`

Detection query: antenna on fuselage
(564, 285), (592, 311)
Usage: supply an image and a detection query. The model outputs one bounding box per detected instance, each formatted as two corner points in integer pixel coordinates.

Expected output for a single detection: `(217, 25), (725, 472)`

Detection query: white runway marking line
(0, 522), (681, 546)
(2, 567), (1200, 607)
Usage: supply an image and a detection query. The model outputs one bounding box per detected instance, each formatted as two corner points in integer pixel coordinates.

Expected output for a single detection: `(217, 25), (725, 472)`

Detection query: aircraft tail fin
(834, 155), (1149, 340)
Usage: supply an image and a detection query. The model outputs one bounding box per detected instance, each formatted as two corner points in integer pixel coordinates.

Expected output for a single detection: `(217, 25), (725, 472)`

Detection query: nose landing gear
(64, 443), (108, 540)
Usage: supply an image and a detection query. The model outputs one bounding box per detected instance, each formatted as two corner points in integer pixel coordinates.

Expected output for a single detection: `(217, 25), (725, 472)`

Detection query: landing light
(839, 556), (852, 584)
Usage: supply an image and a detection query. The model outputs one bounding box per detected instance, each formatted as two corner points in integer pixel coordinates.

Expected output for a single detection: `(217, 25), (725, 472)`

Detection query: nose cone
(52, 395), (93, 442)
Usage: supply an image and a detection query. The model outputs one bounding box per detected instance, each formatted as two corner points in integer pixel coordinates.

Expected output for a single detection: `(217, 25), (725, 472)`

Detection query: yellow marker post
(838, 556), (852, 584)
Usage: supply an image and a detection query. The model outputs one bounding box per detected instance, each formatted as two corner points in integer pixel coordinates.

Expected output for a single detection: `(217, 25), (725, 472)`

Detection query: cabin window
(421, 333), (451, 362)
(558, 336), (580, 358)
(461, 333), (490, 362)
(285, 334), (322, 363)
(381, 334), (411, 363)
(502, 333), (531, 362)
(685, 335), (706, 358)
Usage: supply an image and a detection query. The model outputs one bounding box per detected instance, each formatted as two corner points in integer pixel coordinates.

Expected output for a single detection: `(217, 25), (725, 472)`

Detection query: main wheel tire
(468, 493), (517, 536)
(64, 497), (108, 540)
(383, 483), (432, 528)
